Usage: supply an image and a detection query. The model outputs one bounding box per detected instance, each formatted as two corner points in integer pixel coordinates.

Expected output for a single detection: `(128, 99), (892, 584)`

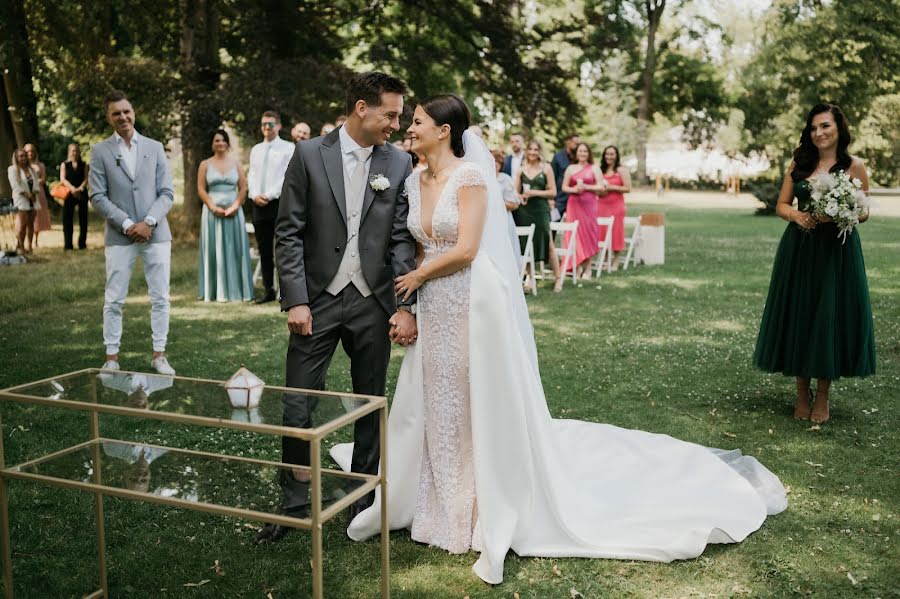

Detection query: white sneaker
(150, 356), (176, 376)
(101, 360), (120, 371)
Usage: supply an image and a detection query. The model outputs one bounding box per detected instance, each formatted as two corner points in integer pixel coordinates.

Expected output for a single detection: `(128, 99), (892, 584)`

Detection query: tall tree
(585, 0), (675, 183)
(179, 0), (222, 232)
(738, 0), (900, 184)
(0, 0), (40, 196)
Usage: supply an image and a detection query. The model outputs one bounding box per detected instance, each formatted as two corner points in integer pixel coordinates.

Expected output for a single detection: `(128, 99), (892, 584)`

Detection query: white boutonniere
(369, 174), (390, 192)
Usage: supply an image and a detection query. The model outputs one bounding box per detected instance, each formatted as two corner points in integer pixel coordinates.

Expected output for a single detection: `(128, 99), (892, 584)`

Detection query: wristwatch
(397, 304), (417, 315)
(143, 216), (158, 228)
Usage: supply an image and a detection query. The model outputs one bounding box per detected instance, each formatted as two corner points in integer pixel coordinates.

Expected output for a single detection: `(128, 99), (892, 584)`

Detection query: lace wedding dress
(331, 149), (786, 585)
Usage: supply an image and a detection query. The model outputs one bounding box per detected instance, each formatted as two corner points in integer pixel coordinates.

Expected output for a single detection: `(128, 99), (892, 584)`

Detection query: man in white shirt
(501, 132), (525, 177)
(89, 89), (175, 375)
(247, 110), (294, 303)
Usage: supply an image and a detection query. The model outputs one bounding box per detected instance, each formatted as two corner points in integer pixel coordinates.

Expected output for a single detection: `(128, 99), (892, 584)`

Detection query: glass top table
(0, 368), (390, 599)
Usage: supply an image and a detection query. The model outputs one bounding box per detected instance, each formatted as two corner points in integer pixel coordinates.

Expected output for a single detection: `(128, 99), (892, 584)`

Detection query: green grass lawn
(0, 205), (897, 598)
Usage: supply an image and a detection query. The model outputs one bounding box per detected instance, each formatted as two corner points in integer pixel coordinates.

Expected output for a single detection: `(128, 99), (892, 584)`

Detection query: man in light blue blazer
(90, 89), (176, 375)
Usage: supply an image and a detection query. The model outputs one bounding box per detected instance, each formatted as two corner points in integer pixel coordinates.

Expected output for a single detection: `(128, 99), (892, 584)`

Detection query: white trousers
(103, 241), (171, 355)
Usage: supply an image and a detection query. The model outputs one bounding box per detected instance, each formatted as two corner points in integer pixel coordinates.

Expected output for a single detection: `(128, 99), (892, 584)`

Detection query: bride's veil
(461, 130), (539, 370)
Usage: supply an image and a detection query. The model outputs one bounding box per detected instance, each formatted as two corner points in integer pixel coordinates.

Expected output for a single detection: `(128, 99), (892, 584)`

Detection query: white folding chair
(593, 216), (614, 277)
(516, 224), (537, 296)
(622, 215), (642, 270)
(550, 220), (578, 286)
(246, 222), (262, 286)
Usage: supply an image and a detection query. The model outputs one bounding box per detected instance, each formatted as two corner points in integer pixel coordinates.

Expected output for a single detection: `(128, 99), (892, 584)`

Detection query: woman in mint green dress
(198, 130), (254, 302)
(754, 103), (875, 424)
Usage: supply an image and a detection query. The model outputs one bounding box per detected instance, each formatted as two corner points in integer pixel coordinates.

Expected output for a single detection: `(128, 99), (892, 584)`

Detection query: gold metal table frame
(0, 369), (390, 599)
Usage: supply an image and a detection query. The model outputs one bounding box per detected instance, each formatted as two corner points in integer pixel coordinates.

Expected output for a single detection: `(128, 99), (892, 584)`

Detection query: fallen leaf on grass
(847, 572), (858, 586)
(552, 564), (562, 576)
(182, 579), (210, 587)
(723, 432), (737, 439)
(804, 460), (823, 468)
(267, 593), (274, 599)
(513, 593), (521, 599)
(570, 588), (584, 598)
(806, 425), (821, 432)
(210, 559), (224, 576)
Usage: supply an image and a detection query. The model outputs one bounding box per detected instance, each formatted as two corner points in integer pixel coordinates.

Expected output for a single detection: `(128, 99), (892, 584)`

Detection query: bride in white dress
(331, 94), (787, 585)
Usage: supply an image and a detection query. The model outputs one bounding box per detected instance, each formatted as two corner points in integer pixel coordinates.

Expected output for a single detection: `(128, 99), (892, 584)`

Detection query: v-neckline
(418, 166), (464, 240)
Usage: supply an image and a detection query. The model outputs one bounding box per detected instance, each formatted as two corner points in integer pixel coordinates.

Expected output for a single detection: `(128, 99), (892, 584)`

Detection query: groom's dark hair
(345, 72), (408, 114)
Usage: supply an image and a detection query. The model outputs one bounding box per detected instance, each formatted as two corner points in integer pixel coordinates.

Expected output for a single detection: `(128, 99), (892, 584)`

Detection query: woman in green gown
(513, 141), (562, 291)
(753, 103), (875, 424)
(197, 129), (254, 302)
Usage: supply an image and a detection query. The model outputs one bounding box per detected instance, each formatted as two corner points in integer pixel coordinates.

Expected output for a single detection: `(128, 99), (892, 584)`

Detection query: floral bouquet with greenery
(807, 170), (869, 243)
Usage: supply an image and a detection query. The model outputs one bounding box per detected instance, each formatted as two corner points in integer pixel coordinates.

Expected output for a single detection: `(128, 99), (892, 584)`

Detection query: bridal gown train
(331, 163), (787, 584)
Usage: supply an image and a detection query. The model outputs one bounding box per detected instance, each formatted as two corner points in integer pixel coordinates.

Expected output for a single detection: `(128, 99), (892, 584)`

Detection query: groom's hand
(287, 304), (313, 336)
(389, 311), (417, 346)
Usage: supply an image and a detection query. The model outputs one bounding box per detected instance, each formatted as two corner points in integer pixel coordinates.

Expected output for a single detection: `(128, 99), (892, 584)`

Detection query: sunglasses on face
(261, 122), (277, 129)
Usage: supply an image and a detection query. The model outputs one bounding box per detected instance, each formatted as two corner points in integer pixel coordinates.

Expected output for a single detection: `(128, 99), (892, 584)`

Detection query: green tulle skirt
(753, 222), (876, 380)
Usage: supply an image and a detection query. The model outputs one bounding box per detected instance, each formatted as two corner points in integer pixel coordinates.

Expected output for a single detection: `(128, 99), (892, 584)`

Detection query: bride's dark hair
(419, 94), (470, 157)
(791, 102), (852, 182)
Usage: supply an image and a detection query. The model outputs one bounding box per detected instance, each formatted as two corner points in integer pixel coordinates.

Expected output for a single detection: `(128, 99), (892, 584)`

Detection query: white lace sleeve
(455, 163), (487, 189)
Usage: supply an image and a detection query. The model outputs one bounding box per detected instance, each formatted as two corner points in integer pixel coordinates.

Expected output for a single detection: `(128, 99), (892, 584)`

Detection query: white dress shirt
(324, 125), (375, 296)
(247, 136), (294, 200)
(510, 151), (525, 177)
(114, 130), (145, 233)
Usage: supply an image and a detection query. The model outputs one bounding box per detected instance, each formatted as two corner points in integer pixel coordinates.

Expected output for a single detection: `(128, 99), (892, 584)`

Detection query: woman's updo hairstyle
(419, 94), (470, 158)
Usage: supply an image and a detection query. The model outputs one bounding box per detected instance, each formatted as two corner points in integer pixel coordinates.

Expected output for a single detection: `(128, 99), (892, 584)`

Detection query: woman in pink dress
(24, 143), (52, 247)
(598, 145), (631, 270)
(561, 143), (606, 278)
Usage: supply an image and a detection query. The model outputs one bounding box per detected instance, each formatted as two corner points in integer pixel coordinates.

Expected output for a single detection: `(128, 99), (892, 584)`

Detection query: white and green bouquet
(807, 170), (870, 243)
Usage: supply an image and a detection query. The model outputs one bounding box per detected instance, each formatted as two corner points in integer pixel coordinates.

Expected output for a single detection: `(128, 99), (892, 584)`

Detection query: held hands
(287, 304), (313, 336)
(126, 221), (153, 242)
(389, 310), (417, 346)
(793, 210), (817, 230)
(252, 195), (269, 207)
(395, 269), (425, 303)
(222, 203), (240, 218)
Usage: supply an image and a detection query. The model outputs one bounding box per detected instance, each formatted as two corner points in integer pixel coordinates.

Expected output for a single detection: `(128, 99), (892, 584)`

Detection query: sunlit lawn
(0, 203), (897, 598)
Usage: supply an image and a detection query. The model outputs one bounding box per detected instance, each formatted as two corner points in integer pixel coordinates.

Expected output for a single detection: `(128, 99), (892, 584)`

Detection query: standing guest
(59, 143), (90, 250)
(8, 149), (42, 254)
(290, 122), (311, 143)
(320, 122), (336, 136)
(24, 143), (52, 246)
(513, 140), (561, 291)
(501, 132), (525, 178)
(561, 143), (605, 279)
(248, 110), (294, 303)
(492, 149), (522, 269)
(197, 129), (253, 302)
(598, 145), (631, 270)
(89, 89), (176, 375)
(551, 134), (580, 220)
(754, 102), (875, 424)
(334, 115), (348, 128)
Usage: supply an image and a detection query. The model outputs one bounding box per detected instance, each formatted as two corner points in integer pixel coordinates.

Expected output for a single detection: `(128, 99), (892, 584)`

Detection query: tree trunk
(0, 83), (16, 198)
(635, 0), (665, 185)
(179, 0), (221, 237)
(0, 0), (40, 148)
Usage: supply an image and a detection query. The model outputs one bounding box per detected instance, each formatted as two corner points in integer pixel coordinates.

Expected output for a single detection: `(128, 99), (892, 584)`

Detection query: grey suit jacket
(89, 134), (174, 245)
(275, 128), (416, 317)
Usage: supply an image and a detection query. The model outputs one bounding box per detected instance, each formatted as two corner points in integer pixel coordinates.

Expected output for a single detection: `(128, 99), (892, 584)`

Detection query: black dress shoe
(253, 507), (309, 545)
(253, 522), (293, 544)
(254, 290), (277, 304)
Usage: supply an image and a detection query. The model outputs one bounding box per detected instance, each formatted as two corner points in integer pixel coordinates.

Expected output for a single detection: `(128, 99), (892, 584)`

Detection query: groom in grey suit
(90, 89), (176, 376)
(255, 72), (417, 543)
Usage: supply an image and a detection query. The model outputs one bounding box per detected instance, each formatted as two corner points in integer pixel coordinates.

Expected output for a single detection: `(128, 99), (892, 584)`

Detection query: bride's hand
(395, 270), (425, 302)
